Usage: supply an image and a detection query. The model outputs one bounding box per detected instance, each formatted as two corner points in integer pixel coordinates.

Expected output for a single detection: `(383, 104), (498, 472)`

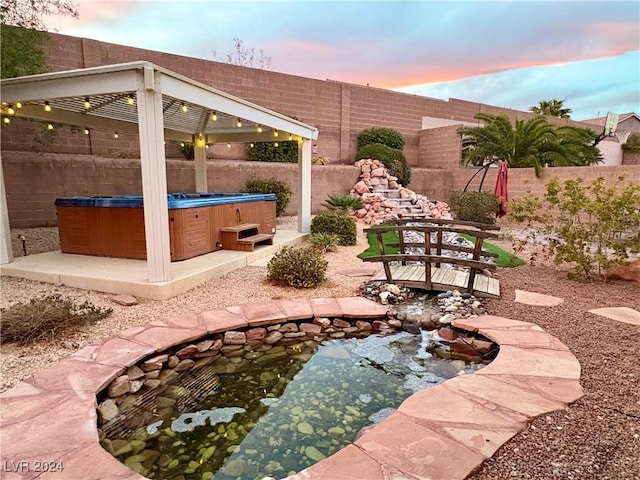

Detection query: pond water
(102, 330), (484, 480)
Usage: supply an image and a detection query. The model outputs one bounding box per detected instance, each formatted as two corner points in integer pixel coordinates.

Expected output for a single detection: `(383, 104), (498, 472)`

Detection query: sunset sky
(45, 0), (640, 120)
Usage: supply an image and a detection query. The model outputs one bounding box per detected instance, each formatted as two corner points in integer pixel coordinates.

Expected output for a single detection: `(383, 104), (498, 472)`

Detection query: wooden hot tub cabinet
(55, 193), (277, 261)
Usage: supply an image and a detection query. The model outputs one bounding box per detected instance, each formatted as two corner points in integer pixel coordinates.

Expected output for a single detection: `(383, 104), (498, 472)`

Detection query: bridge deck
(371, 264), (500, 298)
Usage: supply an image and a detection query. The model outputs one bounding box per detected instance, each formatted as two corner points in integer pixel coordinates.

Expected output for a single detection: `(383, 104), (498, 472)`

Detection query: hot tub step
(220, 223), (260, 233)
(237, 233), (274, 250)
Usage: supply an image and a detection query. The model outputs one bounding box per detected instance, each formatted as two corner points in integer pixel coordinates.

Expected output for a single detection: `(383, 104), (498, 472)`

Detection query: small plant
(309, 233), (340, 253)
(267, 245), (328, 288)
(311, 210), (357, 246)
(357, 127), (405, 151)
(355, 143), (411, 186)
(180, 142), (195, 160)
(449, 191), (499, 225)
(0, 294), (112, 345)
(622, 133), (640, 153)
(322, 193), (364, 212)
(247, 141), (298, 163)
(312, 156), (331, 165)
(508, 176), (640, 281)
(245, 176), (292, 217)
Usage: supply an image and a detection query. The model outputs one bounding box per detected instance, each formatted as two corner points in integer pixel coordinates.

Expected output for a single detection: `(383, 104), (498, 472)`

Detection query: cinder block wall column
(339, 84), (352, 162)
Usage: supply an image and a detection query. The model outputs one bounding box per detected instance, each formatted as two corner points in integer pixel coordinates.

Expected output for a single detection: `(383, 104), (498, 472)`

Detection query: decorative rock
(246, 327), (267, 341)
(372, 320), (390, 332)
(126, 365), (145, 380)
(279, 323), (299, 333)
(403, 322), (421, 334)
(196, 339), (214, 352)
(174, 359), (196, 372)
(129, 380), (144, 394)
(333, 319), (351, 329)
(111, 294), (139, 306)
(299, 323), (322, 334)
(313, 317), (331, 328)
(224, 331), (247, 345)
(297, 422), (314, 435)
(304, 446), (326, 462)
(439, 313), (456, 325)
(264, 331), (283, 344)
(356, 320), (372, 331)
(438, 327), (458, 341)
(166, 356), (180, 368)
(141, 354), (168, 372)
(98, 399), (119, 422)
(108, 375), (131, 398)
(388, 319), (403, 329)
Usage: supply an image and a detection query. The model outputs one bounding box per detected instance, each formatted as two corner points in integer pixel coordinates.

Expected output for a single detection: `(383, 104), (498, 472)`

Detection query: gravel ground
(1, 219), (639, 479)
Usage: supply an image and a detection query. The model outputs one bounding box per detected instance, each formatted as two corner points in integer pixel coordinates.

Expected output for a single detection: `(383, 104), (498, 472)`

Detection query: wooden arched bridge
(362, 218), (501, 298)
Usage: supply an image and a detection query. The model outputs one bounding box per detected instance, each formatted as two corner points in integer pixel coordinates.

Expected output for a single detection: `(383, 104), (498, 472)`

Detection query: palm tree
(529, 99), (572, 118)
(459, 113), (601, 177)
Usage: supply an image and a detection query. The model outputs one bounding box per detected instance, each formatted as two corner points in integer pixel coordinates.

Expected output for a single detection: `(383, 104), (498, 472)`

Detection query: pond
(100, 327), (486, 480)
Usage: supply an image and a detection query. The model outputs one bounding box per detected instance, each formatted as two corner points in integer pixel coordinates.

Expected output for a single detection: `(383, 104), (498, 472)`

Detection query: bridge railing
(362, 219), (500, 294)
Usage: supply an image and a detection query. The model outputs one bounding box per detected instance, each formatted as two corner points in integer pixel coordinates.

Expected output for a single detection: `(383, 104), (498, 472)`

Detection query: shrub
(622, 133), (640, 153)
(508, 176), (640, 281)
(355, 143), (411, 186)
(311, 210), (357, 246)
(247, 141), (298, 163)
(312, 156), (331, 165)
(309, 233), (340, 253)
(322, 193), (364, 211)
(180, 142), (195, 160)
(357, 127), (405, 151)
(0, 294), (112, 345)
(245, 177), (292, 217)
(449, 191), (499, 225)
(267, 245), (328, 288)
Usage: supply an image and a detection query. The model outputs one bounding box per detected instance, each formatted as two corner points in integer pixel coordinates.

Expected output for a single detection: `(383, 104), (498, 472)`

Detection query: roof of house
(581, 112), (639, 127)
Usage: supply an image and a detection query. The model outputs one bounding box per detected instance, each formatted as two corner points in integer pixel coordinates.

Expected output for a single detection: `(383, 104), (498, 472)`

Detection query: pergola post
(0, 160), (14, 264)
(297, 138), (312, 233)
(194, 137), (208, 192)
(137, 67), (171, 282)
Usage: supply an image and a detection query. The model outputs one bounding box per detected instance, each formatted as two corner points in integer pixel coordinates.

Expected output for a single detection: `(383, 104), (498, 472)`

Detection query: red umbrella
(494, 161), (508, 218)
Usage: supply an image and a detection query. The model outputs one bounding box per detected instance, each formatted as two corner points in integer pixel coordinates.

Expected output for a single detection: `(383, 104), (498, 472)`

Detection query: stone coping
(0, 298), (583, 480)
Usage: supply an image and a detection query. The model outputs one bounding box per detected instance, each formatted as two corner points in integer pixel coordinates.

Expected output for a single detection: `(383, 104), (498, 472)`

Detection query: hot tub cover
(55, 193), (277, 209)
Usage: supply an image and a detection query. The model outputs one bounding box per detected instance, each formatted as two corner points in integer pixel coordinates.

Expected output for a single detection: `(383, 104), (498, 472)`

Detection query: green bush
(357, 127), (405, 151)
(622, 133), (640, 153)
(311, 210), (357, 246)
(508, 176), (640, 281)
(247, 141), (298, 163)
(0, 294), (112, 345)
(355, 143), (411, 186)
(245, 177), (292, 217)
(322, 193), (364, 211)
(180, 142), (195, 160)
(267, 245), (328, 288)
(449, 191), (499, 225)
(309, 233), (340, 253)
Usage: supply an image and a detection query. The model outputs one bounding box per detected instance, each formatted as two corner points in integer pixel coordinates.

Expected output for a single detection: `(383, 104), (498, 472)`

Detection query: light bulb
(126, 95), (134, 105)
(257, 125), (263, 133)
(180, 142), (185, 147)
(227, 143), (232, 149)
(114, 132), (119, 139)
(83, 128), (90, 135)
(236, 119), (242, 128)
(47, 123), (53, 130)
(273, 130), (279, 137)
(44, 102), (51, 112)
(274, 142), (279, 147)
(6, 106), (15, 115)
(205, 144), (209, 149)
(249, 143), (254, 148)
(211, 112), (217, 121)
(15, 102), (22, 109)
(3, 117), (10, 124)
(181, 103), (188, 113)
(289, 134), (293, 141)
(83, 97), (91, 109)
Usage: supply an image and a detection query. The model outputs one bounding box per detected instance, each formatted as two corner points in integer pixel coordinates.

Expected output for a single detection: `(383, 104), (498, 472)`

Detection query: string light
(114, 132), (119, 139)
(257, 125), (263, 133)
(211, 111), (217, 121)
(83, 127), (90, 135)
(273, 130), (279, 138)
(44, 101), (51, 112)
(249, 143), (254, 148)
(180, 142), (185, 147)
(3, 117), (10, 125)
(227, 142), (232, 148)
(205, 144), (210, 149)
(15, 102), (22, 109)
(126, 95), (135, 105)
(288, 134), (293, 141)
(181, 102), (188, 113)
(83, 97), (91, 109)
(274, 142), (279, 147)
(6, 105), (15, 115)
(47, 123), (54, 130)
(236, 119), (242, 128)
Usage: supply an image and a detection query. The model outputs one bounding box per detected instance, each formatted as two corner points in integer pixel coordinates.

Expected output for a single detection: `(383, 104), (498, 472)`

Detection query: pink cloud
(46, 1), (132, 31)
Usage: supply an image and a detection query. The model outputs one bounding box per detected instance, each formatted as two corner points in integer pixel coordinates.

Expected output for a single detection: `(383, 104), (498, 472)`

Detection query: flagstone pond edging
(0, 297), (583, 480)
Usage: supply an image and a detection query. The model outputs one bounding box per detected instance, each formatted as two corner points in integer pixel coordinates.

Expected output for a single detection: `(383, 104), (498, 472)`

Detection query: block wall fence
(3, 31), (638, 228)
(3, 152), (639, 228)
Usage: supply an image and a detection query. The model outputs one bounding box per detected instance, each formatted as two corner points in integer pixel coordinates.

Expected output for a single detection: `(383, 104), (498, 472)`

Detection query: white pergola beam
(0, 161), (13, 264)
(137, 68), (171, 282)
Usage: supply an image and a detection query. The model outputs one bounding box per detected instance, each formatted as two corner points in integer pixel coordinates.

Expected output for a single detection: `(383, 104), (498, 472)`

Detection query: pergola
(0, 61), (319, 283)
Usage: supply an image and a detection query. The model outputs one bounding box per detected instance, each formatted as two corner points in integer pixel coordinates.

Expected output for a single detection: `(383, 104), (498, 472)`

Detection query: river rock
(304, 446), (326, 462)
(297, 422), (314, 435)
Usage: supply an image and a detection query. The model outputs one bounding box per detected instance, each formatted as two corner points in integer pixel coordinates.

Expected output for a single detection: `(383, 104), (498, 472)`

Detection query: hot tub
(55, 193), (277, 261)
